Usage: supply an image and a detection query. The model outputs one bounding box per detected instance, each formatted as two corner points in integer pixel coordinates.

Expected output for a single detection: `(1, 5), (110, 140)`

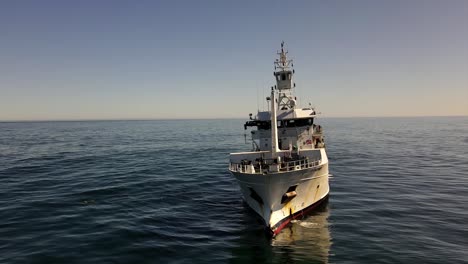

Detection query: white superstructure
(229, 42), (330, 236)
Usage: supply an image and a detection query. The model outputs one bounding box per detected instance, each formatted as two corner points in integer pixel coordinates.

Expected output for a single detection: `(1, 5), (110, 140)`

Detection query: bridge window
(282, 118), (314, 127)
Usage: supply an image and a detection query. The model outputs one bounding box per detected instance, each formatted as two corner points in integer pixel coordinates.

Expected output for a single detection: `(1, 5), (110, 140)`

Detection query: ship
(228, 42), (330, 236)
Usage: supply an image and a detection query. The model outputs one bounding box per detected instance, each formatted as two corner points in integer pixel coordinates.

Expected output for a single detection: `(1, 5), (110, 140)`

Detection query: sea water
(1, 117), (467, 263)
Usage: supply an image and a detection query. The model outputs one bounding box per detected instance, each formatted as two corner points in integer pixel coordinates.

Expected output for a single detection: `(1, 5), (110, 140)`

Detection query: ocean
(1, 117), (467, 264)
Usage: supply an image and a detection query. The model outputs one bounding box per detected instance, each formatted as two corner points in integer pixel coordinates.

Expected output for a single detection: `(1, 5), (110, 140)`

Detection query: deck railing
(229, 158), (322, 174)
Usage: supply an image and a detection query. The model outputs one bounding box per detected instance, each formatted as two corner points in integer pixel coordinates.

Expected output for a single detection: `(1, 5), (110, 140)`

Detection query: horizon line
(1, 114), (467, 123)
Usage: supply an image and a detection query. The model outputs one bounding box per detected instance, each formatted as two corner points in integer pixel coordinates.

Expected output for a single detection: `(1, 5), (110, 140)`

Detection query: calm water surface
(1, 117), (467, 263)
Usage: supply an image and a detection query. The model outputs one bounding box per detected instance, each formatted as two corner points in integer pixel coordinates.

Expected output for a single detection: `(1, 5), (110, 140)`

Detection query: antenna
(256, 82), (259, 112)
(262, 86), (265, 111)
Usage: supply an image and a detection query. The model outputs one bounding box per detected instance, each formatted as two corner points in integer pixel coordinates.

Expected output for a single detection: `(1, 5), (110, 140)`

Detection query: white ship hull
(230, 149), (330, 235)
(229, 42), (331, 236)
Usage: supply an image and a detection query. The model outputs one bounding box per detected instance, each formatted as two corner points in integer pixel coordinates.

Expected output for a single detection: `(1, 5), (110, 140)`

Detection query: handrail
(229, 158), (322, 174)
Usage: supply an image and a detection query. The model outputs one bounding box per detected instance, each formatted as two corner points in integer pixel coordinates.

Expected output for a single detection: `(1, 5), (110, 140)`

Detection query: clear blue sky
(1, 0), (467, 120)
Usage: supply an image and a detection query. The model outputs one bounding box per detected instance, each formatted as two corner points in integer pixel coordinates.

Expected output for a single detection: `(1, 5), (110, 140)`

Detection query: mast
(274, 41), (296, 110)
(270, 42), (295, 158)
(270, 87), (280, 158)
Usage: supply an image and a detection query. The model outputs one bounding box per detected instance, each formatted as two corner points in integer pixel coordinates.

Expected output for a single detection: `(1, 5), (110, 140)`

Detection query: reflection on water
(271, 201), (331, 263)
(230, 200), (331, 264)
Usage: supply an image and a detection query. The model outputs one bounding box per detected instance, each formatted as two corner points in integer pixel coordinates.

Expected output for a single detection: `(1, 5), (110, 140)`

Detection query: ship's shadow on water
(229, 199), (331, 264)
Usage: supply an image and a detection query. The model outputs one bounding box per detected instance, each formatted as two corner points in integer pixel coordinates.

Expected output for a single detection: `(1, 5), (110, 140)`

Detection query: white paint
(228, 42), (330, 234)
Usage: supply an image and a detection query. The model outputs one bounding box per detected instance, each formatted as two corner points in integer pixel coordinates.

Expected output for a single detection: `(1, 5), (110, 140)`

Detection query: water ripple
(0, 117), (467, 263)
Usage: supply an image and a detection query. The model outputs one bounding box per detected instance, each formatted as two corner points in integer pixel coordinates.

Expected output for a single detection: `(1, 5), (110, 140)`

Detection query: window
(281, 73), (286, 81)
(282, 118), (314, 127)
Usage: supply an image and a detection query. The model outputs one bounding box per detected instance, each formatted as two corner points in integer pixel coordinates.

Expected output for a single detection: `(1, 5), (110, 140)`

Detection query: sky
(0, 0), (467, 120)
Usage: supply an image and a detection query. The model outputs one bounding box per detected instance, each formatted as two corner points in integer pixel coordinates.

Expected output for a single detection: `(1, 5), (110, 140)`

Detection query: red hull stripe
(271, 194), (329, 236)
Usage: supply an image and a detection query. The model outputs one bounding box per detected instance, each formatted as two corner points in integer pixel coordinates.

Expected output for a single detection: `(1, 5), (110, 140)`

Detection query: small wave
(298, 221), (320, 229)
